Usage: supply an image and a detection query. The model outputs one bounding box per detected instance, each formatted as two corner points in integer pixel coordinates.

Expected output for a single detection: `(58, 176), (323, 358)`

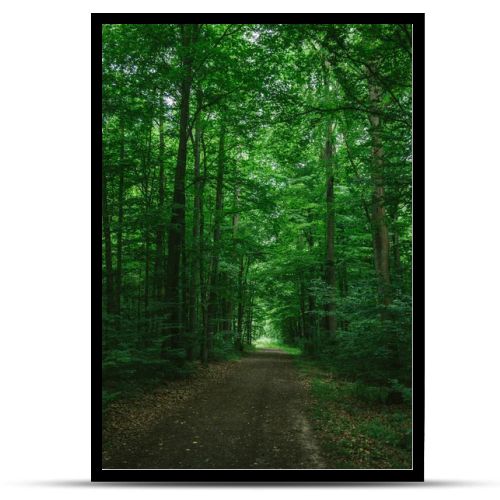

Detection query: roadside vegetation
(259, 337), (412, 469)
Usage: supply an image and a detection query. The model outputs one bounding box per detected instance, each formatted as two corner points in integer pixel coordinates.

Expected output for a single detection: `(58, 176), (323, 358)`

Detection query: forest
(102, 23), (413, 469)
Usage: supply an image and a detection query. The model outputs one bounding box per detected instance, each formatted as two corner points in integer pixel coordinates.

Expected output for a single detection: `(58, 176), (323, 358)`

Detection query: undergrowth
(295, 357), (412, 469)
(102, 337), (244, 412)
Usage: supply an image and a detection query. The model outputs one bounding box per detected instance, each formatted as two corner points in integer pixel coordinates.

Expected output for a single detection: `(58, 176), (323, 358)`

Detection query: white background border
(1, 1), (499, 498)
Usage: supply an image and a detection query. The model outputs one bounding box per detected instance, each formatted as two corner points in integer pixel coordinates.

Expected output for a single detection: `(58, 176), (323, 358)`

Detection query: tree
(101, 22), (413, 396)
(162, 24), (198, 355)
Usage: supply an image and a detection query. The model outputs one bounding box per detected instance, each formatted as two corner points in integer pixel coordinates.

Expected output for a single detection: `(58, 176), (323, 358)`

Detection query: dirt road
(103, 349), (326, 469)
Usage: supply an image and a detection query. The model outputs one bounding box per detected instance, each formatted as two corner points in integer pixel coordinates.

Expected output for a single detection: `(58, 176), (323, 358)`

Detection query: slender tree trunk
(144, 239), (150, 315)
(102, 156), (115, 315)
(304, 226), (316, 352)
(392, 220), (402, 281)
(199, 132), (209, 362)
(236, 256), (245, 350)
(299, 276), (306, 339)
(232, 185), (242, 349)
(180, 231), (189, 353)
(162, 24), (196, 357)
(368, 68), (392, 308)
(154, 94), (166, 301)
(142, 118), (153, 339)
(222, 272), (233, 340)
(115, 120), (125, 319)
(245, 288), (254, 346)
(204, 117), (226, 363)
(189, 97), (202, 361)
(324, 121), (337, 340)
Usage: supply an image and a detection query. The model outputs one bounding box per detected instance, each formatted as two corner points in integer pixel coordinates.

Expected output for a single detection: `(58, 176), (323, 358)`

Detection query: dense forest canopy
(102, 23), (412, 400)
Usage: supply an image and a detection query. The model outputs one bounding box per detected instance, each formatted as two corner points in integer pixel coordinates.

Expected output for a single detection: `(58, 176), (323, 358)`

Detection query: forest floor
(102, 349), (326, 469)
(296, 358), (412, 469)
(103, 348), (411, 469)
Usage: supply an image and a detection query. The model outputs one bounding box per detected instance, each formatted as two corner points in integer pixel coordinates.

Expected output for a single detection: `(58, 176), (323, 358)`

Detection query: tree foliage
(101, 23), (412, 401)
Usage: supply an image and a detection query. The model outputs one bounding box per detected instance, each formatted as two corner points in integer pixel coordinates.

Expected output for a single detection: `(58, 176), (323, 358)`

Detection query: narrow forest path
(103, 350), (326, 469)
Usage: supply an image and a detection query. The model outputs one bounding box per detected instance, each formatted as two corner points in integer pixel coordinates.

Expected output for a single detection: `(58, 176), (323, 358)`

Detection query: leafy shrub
(349, 382), (390, 404)
(389, 379), (412, 404)
(209, 333), (242, 361)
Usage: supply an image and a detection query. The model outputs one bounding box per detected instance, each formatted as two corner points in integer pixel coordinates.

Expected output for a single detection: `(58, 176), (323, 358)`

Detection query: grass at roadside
(295, 357), (412, 469)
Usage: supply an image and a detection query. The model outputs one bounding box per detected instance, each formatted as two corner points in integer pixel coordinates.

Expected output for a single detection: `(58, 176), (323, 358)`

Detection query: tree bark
(102, 155), (115, 315)
(115, 119), (125, 318)
(299, 276), (306, 339)
(141, 117), (154, 339)
(236, 256), (245, 351)
(204, 117), (226, 362)
(303, 222), (316, 352)
(392, 221), (403, 281)
(368, 68), (392, 308)
(154, 94), (166, 301)
(324, 121), (337, 340)
(199, 131), (209, 362)
(188, 96), (203, 360)
(162, 24), (196, 356)
(245, 287), (254, 346)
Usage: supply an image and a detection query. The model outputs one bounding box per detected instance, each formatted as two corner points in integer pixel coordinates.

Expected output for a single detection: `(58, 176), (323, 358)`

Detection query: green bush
(389, 379), (412, 404)
(349, 382), (390, 404)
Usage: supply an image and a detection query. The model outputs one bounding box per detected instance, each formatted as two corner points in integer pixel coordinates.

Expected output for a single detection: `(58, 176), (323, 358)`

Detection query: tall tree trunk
(297, 235), (308, 342)
(102, 155), (115, 315)
(231, 185), (241, 348)
(199, 131), (209, 362)
(162, 24), (196, 356)
(142, 117), (153, 339)
(221, 273), (233, 340)
(336, 223), (348, 331)
(245, 287), (254, 346)
(204, 117), (226, 363)
(391, 218), (403, 282)
(188, 97), (202, 361)
(154, 94), (166, 301)
(180, 230), (189, 353)
(299, 276), (306, 339)
(324, 121), (337, 340)
(144, 239), (150, 332)
(115, 119), (125, 319)
(236, 256), (245, 351)
(368, 67), (392, 308)
(304, 225), (316, 352)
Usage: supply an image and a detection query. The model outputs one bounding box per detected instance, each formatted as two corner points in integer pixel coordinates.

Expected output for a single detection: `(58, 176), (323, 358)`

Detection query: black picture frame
(92, 12), (424, 483)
